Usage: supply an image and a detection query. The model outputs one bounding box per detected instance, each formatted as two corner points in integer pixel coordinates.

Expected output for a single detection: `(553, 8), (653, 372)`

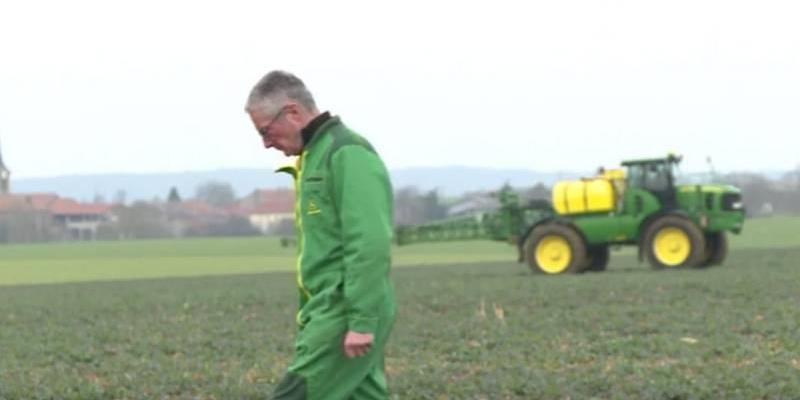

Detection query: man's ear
(284, 102), (301, 116)
(284, 102), (305, 125)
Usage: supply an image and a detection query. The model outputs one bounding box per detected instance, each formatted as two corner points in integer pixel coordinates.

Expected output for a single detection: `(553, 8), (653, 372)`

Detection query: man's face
(249, 105), (304, 156)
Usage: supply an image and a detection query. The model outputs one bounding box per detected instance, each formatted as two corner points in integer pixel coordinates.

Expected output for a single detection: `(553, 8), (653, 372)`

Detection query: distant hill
(12, 167), (584, 202)
(391, 167), (581, 196)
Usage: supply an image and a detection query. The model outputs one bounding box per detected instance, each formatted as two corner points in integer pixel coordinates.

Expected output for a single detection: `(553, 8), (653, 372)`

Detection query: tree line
(1, 168), (798, 244)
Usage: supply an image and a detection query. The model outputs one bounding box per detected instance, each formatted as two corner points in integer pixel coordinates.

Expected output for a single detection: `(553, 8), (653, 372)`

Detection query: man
(245, 71), (397, 400)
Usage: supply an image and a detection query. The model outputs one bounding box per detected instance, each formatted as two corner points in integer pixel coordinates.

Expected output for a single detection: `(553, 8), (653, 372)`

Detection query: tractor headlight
(722, 193), (744, 211)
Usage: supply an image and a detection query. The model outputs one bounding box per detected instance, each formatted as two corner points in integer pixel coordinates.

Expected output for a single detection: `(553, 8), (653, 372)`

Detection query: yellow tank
(553, 177), (617, 215)
(601, 169), (626, 181)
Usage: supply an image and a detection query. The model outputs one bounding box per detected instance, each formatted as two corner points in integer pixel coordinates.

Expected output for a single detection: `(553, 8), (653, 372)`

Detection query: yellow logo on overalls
(308, 200), (321, 215)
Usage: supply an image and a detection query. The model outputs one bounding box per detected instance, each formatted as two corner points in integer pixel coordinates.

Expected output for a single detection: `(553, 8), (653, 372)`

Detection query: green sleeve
(331, 145), (393, 334)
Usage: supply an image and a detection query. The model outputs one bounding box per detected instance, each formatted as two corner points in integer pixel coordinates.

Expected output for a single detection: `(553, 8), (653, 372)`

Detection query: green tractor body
(395, 155), (745, 274)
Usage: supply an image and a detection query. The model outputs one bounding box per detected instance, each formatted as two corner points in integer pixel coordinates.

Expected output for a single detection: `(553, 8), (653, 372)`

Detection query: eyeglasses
(258, 105), (288, 138)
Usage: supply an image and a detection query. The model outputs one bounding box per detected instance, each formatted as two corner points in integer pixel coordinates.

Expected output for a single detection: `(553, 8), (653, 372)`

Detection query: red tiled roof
(256, 188), (295, 196)
(174, 200), (228, 217)
(0, 195), (27, 211)
(0, 193), (56, 212)
(242, 188), (294, 202)
(223, 205), (252, 217)
(25, 193), (60, 211)
(48, 198), (112, 216)
(0, 193), (110, 216)
(249, 199), (294, 214)
(242, 188), (295, 215)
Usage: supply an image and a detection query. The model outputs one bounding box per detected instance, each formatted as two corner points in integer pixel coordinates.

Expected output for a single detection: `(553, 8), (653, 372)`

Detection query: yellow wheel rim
(653, 227), (691, 266)
(535, 235), (572, 274)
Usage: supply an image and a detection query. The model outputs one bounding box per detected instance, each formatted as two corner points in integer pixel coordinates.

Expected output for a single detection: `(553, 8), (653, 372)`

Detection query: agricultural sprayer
(395, 155), (745, 274)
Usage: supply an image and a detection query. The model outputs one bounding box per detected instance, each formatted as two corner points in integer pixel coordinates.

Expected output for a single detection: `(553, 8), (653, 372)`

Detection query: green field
(0, 236), (514, 287)
(1, 216), (799, 399)
(2, 216), (799, 287)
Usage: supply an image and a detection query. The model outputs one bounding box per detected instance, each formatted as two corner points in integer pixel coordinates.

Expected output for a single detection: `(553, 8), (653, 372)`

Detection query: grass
(0, 238), (510, 286)
(1, 216), (798, 286)
(728, 215), (800, 249)
(0, 216), (799, 398)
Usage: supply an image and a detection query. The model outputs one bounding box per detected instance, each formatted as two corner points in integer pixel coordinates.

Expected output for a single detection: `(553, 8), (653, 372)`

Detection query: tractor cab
(622, 154), (681, 209)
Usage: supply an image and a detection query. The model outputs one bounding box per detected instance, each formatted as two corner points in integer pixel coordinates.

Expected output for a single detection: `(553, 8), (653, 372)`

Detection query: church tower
(0, 139), (10, 195)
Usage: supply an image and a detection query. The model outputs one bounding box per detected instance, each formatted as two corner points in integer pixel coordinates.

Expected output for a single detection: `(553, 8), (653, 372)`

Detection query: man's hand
(343, 331), (374, 358)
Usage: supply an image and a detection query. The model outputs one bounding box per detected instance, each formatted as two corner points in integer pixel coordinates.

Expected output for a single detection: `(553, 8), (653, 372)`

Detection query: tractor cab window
(627, 165), (644, 188)
(626, 162), (673, 192)
(645, 163), (671, 191)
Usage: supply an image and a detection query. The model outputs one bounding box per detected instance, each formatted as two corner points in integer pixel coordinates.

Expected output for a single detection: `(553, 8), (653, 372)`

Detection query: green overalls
(271, 115), (397, 400)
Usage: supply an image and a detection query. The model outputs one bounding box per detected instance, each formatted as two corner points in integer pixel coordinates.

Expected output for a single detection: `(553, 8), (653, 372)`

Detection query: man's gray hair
(245, 70), (318, 115)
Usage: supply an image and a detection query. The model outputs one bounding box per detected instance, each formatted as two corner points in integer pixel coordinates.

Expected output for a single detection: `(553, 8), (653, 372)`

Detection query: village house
(0, 143), (113, 241)
(238, 188), (295, 234)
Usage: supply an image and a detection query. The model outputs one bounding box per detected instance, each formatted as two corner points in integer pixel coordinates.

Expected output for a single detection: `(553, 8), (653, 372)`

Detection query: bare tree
(785, 165), (800, 190)
(394, 187), (447, 226)
(112, 202), (171, 239)
(113, 190), (127, 205)
(522, 182), (551, 202)
(194, 181), (236, 207)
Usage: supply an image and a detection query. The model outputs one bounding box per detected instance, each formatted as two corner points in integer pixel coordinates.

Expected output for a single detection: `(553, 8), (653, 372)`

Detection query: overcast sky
(1, 0), (798, 179)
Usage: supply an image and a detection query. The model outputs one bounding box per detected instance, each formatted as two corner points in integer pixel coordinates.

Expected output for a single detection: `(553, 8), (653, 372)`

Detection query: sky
(1, 0), (798, 179)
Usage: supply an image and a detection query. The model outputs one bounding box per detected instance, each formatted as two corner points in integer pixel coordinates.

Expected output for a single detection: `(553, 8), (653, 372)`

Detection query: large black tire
(586, 245), (610, 272)
(643, 215), (706, 269)
(699, 232), (728, 268)
(524, 223), (588, 275)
